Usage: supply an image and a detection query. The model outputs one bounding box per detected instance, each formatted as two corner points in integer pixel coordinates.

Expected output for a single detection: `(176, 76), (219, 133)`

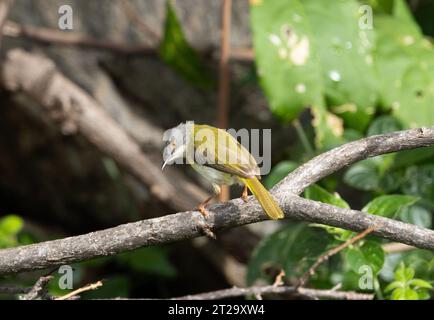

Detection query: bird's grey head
(162, 122), (190, 170)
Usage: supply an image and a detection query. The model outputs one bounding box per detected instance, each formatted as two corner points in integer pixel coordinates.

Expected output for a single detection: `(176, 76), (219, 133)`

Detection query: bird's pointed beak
(162, 145), (186, 171)
(161, 159), (169, 171)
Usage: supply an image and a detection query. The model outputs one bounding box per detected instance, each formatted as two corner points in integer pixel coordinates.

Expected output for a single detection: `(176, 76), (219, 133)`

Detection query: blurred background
(0, 0), (433, 300)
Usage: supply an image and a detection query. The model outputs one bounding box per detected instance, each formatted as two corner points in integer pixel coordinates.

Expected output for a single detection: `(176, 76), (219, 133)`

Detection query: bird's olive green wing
(193, 124), (260, 178)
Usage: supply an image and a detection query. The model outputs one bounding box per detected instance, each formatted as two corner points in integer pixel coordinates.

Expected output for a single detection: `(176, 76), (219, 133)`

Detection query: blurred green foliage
(248, 1), (434, 298)
(159, 0), (213, 88)
(385, 263), (432, 299)
(248, 0), (434, 300)
(0, 215), (24, 249)
(248, 183), (433, 299)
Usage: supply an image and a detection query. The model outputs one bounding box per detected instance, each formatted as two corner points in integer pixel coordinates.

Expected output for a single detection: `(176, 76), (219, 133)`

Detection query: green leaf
(380, 250), (434, 282)
(362, 195), (418, 218)
(409, 279), (432, 289)
(0, 215), (23, 235)
(344, 159), (380, 191)
(159, 0), (212, 88)
(384, 281), (403, 293)
(399, 205), (432, 228)
(374, 1), (434, 127)
(393, 147), (434, 169)
(403, 267), (415, 281)
(250, 0), (343, 149)
(344, 156), (404, 193)
(304, 184), (349, 209)
(359, 0), (394, 14)
(386, 262), (432, 300)
(402, 165), (434, 204)
(345, 240), (385, 275)
(264, 161), (298, 189)
(416, 290), (431, 300)
(302, 0), (378, 131)
(392, 0), (420, 34)
(250, 0), (323, 122)
(390, 287), (406, 300)
(305, 185), (352, 241)
(395, 263), (415, 282)
(311, 106), (345, 150)
(367, 115), (402, 136)
(247, 224), (330, 285)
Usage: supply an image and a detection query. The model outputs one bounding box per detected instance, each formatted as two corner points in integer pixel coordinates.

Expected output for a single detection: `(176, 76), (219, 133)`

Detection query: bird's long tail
(241, 177), (284, 220)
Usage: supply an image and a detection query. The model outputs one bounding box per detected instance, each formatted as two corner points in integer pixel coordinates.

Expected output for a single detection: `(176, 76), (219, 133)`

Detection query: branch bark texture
(0, 49), (434, 275)
(174, 285), (374, 300)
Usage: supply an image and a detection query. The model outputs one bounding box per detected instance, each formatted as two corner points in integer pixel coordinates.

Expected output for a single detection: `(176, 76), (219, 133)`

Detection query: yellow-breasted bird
(162, 122), (284, 220)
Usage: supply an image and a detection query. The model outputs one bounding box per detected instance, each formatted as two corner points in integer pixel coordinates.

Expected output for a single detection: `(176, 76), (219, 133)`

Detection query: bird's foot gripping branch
(0, 120), (434, 274)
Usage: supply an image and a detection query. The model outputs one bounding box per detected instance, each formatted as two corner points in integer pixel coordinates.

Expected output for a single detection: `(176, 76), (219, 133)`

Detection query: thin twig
(173, 284), (374, 300)
(55, 280), (103, 300)
(22, 275), (53, 300)
(297, 226), (377, 288)
(272, 270), (285, 287)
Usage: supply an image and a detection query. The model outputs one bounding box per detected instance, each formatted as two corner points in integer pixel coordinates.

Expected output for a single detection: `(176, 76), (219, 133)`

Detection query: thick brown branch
(0, 193), (433, 275)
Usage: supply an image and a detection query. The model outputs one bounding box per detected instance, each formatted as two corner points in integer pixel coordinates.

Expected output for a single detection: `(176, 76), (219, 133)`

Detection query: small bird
(162, 122), (284, 220)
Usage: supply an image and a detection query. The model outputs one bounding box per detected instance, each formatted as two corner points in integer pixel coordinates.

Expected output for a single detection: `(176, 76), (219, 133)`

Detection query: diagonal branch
(0, 191), (433, 275)
(274, 126), (434, 195)
(1, 48), (207, 212)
